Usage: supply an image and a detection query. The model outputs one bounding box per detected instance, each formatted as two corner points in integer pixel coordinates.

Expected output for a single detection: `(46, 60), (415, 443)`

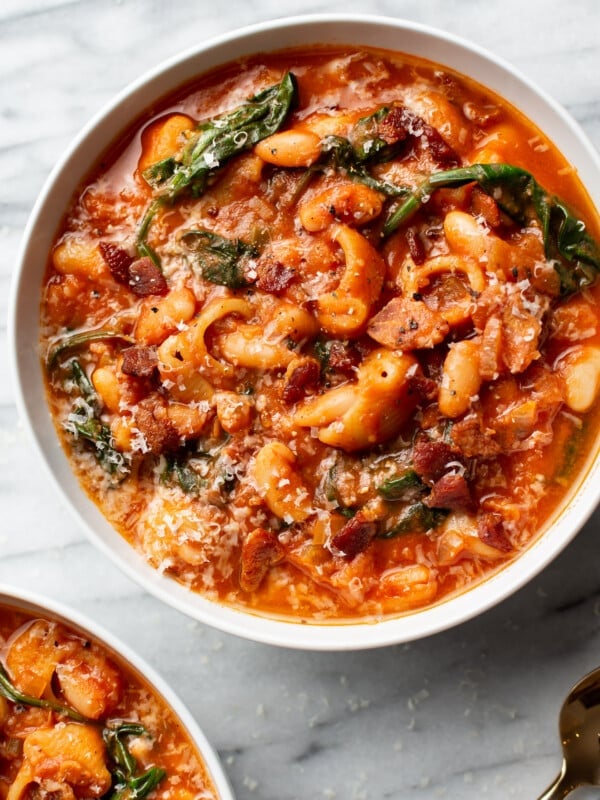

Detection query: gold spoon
(538, 666), (600, 798)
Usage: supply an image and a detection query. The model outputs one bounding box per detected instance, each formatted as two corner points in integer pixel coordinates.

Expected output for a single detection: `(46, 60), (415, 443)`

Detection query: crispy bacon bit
(408, 374), (438, 402)
(377, 106), (410, 144)
(128, 258), (168, 297)
(327, 341), (361, 376)
(368, 296), (450, 351)
(473, 283), (549, 376)
(494, 398), (539, 451)
(424, 132), (460, 168)
(425, 473), (473, 511)
(406, 227), (426, 265)
(239, 528), (285, 592)
(450, 416), (501, 459)
(98, 244), (168, 297)
(501, 295), (546, 374)
(282, 358), (320, 404)
(134, 398), (179, 454)
(471, 187), (502, 228)
(98, 242), (134, 284)
(529, 364), (565, 408)
(478, 512), (513, 552)
(255, 257), (295, 294)
(121, 346), (158, 378)
(377, 106), (460, 168)
(412, 438), (460, 483)
(331, 514), (378, 559)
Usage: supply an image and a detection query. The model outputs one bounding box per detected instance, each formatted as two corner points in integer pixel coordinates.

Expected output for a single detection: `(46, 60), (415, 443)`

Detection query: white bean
(439, 339), (481, 418)
(560, 345), (600, 413)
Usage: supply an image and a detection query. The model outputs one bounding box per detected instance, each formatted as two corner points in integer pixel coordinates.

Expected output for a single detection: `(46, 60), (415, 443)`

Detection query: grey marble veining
(2, 1), (600, 798)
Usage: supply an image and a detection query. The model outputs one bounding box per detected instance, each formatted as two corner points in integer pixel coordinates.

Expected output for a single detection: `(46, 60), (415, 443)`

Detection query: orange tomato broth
(41, 46), (600, 623)
(0, 604), (218, 800)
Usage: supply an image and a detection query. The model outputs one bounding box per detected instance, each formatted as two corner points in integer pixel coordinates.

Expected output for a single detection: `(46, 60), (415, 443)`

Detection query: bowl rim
(9, 13), (600, 651)
(0, 582), (235, 800)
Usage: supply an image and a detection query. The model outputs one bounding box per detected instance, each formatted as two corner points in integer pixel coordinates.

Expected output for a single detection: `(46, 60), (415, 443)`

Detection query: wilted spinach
(181, 229), (258, 288)
(64, 359), (130, 478)
(137, 72), (297, 265)
(103, 723), (166, 800)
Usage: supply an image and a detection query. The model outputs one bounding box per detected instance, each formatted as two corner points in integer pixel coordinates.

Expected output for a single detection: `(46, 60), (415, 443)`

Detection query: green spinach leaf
(64, 360), (131, 478)
(47, 329), (134, 369)
(181, 229), (257, 288)
(377, 470), (423, 501)
(103, 723), (166, 800)
(379, 502), (448, 538)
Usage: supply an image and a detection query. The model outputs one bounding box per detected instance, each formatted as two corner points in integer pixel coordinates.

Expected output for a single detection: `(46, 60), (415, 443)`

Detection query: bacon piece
(478, 512), (512, 552)
(121, 346), (158, 378)
(472, 284), (503, 331)
(473, 283), (549, 375)
(494, 399), (540, 452)
(377, 107), (460, 168)
(282, 358), (320, 404)
(425, 473), (473, 511)
(327, 341), (361, 376)
(98, 242), (134, 284)
(408, 374), (438, 402)
(128, 258), (168, 297)
(501, 294), (546, 374)
(450, 416), (501, 459)
(239, 528), (285, 592)
(424, 131), (460, 168)
(331, 514), (378, 559)
(471, 187), (502, 228)
(405, 227), (426, 265)
(133, 398), (180, 454)
(401, 107), (459, 167)
(367, 296), (450, 351)
(377, 107), (410, 144)
(529, 364), (564, 408)
(99, 244), (169, 298)
(255, 258), (295, 294)
(412, 438), (461, 483)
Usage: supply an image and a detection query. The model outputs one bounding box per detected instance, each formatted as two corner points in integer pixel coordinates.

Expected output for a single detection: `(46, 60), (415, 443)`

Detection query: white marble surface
(2, 1), (600, 797)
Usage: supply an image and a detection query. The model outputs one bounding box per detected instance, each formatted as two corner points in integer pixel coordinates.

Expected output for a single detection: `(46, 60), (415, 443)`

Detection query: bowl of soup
(10, 15), (600, 648)
(0, 585), (234, 799)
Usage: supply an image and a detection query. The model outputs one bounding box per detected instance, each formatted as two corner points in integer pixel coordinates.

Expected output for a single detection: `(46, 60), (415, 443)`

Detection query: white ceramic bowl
(10, 15), (600, 650)
(0, 583), (234, 800)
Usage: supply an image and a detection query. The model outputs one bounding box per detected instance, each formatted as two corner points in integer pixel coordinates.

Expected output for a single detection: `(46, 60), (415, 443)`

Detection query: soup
(41, 47), (600, 621)
(0, 605), (218, 800)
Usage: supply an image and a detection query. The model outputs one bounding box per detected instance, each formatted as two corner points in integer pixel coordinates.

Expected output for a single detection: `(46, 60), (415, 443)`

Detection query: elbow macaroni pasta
(316, 224), (386, 335)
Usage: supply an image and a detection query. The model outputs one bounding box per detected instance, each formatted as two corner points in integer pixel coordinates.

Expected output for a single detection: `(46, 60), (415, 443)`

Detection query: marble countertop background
(2, 0), (600, 797)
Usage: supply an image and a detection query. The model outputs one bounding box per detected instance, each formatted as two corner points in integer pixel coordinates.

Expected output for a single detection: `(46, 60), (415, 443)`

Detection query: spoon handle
(536, 763), (578, 800)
